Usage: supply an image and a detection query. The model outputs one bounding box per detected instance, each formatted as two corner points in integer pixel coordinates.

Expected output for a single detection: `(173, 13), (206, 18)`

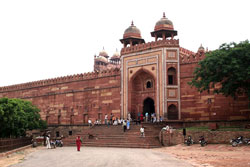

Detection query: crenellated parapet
(0, 68), (120, 93)
(121, 39), (179, 55)
(180, 47), (206, 64)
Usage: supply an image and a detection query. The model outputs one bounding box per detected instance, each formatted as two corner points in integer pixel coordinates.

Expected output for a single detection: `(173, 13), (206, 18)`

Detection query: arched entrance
(129, 69), (156, 120)
(167, 104), (178, 120)
(143, 97), (155, 116)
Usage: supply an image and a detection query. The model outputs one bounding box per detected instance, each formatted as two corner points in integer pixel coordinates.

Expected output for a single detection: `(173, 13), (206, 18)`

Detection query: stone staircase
(63, 123), (165, 148)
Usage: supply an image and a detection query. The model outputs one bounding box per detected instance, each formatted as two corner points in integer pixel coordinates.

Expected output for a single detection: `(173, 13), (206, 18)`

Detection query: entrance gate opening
(143, 97), (155, 116)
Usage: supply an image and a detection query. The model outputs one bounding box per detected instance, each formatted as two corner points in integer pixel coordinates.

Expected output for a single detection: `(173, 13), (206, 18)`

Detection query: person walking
(76, 136), (82, 151)
(46, 134), (51, 149)
(128, 112), (131, 121)
(140, 113), (143, 122)
(110, 113), (113, 124)
(140, 126), (145, 137)
(126, 119), (130, 130)
(123, 120), (127, 132)
(88, 119), (92, 127)
(137, 112), (141, 121)
(105, 114), (108, 125)
(145, 112), (148, 122)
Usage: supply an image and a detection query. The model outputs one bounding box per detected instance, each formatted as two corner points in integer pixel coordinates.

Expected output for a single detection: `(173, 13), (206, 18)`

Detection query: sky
(0, 0), (249, 87)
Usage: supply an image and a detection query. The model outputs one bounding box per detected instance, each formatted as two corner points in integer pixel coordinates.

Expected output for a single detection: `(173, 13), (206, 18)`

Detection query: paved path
(11, 147), (193, 167)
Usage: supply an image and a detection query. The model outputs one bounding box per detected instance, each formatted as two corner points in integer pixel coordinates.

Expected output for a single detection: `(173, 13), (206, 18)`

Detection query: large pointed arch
(128, 68), (156, 120)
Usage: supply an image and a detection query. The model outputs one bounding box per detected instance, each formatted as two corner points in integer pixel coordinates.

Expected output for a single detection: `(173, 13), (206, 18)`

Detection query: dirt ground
(156, 144), (250, 167)
(0, 145), (249, 167)
(0, 147), (44, 167)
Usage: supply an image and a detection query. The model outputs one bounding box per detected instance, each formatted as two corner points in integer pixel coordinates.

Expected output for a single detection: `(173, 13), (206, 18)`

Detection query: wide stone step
(65, 142), (161, 148)
(64, 137), (158, 142)
(66, 134), (158, 139)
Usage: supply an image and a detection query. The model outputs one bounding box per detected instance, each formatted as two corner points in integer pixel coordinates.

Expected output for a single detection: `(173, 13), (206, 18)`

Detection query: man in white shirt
(46, 134), (51, 149)
(140, 126), (145, 137)
(88, 119), (92, 127)
(104, 114), (108, 125)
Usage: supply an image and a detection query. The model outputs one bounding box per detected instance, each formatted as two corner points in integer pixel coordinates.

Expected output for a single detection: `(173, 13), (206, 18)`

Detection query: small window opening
(146, 81), (152, 88)
(58, 115), (61, 124)
(168, 75), (173, 85)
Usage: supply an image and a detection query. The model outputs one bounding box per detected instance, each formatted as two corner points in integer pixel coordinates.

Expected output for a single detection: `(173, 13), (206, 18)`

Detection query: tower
(120, 14), (180, 120)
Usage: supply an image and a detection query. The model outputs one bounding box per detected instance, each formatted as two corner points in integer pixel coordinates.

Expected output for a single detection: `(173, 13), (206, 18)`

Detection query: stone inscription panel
(167, 50), (177, 60)
(167, 89), (178, 98)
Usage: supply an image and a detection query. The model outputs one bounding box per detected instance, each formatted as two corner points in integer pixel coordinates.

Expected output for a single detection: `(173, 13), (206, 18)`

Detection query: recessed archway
(129, 69), (156, 120)
(167, 104), (178, 120)
(167, 67), (177, 85)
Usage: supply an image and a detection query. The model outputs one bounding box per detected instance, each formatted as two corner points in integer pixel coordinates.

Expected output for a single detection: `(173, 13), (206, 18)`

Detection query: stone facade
(0, 14), (249, 126)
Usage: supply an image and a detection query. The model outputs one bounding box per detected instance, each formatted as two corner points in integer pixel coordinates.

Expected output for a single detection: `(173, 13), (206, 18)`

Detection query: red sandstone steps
(63, 137), (161, 146)
(63, 123), (164, 148)
(66, 141), (161, 149)
(64, 137), (160, 144)
(82, 143), (160, 149)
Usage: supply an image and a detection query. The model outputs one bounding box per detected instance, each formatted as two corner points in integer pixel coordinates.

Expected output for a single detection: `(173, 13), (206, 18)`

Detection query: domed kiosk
(151, 13), (177, 41)
(120, 21), (145, 47)
(99, 48), (109, 59)
(110, 49), (120, 64)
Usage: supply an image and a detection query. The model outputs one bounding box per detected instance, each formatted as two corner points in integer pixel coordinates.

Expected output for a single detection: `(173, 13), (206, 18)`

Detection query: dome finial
(131, 20), (134, 26)
(198, 44), (205, 52)
(163, 12), (166, 18)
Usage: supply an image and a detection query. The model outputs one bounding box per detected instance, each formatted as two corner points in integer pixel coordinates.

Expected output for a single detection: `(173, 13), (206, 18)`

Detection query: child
(140, 126), (145, 137)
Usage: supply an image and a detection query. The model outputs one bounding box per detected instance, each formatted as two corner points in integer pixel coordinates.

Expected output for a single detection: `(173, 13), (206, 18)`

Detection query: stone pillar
(129, 40), (133, 46)
(162, 33), (166, 40)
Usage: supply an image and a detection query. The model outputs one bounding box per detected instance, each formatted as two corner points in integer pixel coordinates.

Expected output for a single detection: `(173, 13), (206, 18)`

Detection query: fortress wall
(0, 68), (121, 125)
(180, 62), (249, 121)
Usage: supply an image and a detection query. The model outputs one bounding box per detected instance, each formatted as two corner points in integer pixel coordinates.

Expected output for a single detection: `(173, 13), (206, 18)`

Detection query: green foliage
(189, 40), (250, 100)
(0, 98), (47, 138)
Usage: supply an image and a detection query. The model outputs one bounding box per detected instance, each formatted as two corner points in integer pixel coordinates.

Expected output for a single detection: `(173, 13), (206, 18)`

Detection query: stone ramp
(63, 123), (165, 148)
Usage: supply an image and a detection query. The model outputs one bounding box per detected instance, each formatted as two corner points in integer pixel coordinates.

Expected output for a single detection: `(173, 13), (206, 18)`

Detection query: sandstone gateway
(0, 14), (249, 136)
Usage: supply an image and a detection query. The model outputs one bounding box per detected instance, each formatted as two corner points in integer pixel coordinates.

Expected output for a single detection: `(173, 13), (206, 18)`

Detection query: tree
(189, 40), (250, 100)
(0, 98), (47, 138)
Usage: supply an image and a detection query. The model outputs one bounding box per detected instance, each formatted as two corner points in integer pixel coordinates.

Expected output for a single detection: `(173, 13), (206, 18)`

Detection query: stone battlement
(0, 68), (120, 93)
(121, 39), (179, 55)
(180, 47), (206, 64)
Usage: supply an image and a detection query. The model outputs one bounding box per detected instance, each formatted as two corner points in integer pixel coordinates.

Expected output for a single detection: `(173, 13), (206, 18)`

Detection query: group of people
(87, 112), (163, 127)
(104, 113), (129, 126)
(45, 134), (63, 149)
(144, 112), (163, 123)
(87, 113), (133, 127)
(122, 119), (131, 132)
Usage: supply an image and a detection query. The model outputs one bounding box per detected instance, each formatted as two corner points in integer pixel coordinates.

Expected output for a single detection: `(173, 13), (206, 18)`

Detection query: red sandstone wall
(0, 69), (121, 125)
(160, 130), (250, 146)
(180, 62), (249, 121)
